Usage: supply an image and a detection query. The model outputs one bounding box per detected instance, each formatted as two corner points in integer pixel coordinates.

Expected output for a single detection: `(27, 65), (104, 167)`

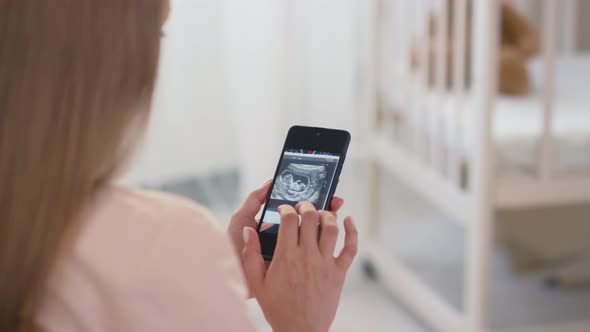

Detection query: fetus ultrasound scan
(260, 149), (340, 233)
(270, 163), (327, 204)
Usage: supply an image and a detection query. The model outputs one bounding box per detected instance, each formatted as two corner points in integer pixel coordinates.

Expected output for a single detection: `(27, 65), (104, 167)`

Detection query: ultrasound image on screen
(260, 150), (340, 233)
(270, 164), (327, 204)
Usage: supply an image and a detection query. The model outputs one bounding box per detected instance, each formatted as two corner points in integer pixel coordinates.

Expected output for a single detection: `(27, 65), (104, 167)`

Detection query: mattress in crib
(450, 54), (590, 176)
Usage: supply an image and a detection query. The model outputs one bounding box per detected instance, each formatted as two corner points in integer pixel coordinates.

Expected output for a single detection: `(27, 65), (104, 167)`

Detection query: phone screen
(259, 149), (341, 234)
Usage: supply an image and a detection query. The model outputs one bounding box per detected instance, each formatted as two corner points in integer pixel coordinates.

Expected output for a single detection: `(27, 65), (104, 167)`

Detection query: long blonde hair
(0, 1), (165, 330)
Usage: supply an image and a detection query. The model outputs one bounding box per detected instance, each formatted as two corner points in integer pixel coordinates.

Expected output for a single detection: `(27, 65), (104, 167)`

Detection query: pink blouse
(36, 186), (257, 332)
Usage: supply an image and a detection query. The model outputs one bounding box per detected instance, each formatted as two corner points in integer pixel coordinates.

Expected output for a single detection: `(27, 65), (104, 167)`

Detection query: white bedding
(447, 55), (590, 176)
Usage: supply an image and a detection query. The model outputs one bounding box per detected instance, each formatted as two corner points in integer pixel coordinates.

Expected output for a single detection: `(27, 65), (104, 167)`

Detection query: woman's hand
(227, 180), (273, 259)
(227, 181), (344, 263)
(241, 202), (358, 332)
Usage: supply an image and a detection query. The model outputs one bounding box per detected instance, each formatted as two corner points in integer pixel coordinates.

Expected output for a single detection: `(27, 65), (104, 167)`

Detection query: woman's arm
(117, 204), (258, 332)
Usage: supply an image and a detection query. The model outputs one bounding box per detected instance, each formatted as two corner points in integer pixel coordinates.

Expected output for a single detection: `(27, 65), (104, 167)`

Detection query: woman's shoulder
(37, 186), (253, 331)
(84, 186), (225, 252)
(99, 186), (220, 229)
(77, 186), (230, 280)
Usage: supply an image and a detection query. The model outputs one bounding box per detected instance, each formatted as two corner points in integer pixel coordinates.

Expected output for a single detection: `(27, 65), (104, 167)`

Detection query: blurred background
(119, 0), (590, 331)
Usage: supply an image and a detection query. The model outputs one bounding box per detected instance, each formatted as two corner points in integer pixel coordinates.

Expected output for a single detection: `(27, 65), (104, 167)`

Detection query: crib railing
(384, 0), (580, 189)
(368, 1), (589, 330)
(540, 0), (558, 179)
(450, 0), (467, 184)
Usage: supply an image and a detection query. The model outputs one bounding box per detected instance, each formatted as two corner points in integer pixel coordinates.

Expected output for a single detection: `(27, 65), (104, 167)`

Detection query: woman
(0, 0), (358, 331)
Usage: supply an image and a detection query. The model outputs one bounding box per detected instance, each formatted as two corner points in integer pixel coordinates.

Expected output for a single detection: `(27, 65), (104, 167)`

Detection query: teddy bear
(412, 0), (540, 95)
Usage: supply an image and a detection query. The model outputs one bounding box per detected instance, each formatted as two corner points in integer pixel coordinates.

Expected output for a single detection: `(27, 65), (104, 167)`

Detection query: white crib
(359, 0), (590, 331)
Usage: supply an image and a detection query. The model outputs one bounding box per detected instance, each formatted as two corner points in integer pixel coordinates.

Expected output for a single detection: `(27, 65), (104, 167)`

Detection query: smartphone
(257, 125), (351, 260)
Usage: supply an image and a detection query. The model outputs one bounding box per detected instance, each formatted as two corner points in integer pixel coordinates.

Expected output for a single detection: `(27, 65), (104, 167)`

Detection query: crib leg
(367, 159), (381, 239)
(465, 205), (494, 332)
(466, 0), (498, 330)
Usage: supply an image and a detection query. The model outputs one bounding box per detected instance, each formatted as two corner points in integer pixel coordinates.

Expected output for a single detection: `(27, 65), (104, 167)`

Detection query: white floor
(163, 160), (590, 332)
(203, 163), (431, 332)
(247, 264), (429, 332)
(242, 161), (432, 332)
(245, 161), (590, 331)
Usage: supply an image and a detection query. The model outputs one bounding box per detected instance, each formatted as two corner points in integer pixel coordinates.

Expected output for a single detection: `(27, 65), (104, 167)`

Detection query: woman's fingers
(233, 180), (272, 221)
(275, 201), (354, 264)
(296, 201), (320, 251)
(259, 221), (275, 232)
(318, 211), (339, 257)
(329, 197), (344, 213)
(241, 227), (265, 294)
(336, 216), (358, 270)
(275, 205), (300, 253)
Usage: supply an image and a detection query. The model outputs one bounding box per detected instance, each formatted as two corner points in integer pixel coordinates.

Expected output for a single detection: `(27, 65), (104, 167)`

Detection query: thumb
(241, 227), (265, 294)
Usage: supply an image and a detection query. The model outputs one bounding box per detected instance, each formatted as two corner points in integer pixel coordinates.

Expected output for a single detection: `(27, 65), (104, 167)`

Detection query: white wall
(223, 0), (288, 195)
(283, 0), (359, 145)
(297, 0), (358, 134)
(227, 0), (362, 195)
(122, 0), (237, 185)
(123, 0), (362, 189)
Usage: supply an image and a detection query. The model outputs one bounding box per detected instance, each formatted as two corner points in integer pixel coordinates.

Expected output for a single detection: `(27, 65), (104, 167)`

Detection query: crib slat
(396, 0), (412, 149)
(435, 0), (448, 93)
(562, 0), (578, 55)
(431, 0), (448, 174)
(540, 0), (557, 180)
(414, 0), (429, 161)
(449, 0), (468, 186)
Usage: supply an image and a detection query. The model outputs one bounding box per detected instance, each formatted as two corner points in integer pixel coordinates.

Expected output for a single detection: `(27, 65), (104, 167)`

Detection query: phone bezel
(257, 125), (351, 260)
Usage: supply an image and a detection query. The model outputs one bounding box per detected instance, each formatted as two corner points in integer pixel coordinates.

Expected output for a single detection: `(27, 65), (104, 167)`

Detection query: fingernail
(243, 227), (250, 244)
(257, 180), (273, 199)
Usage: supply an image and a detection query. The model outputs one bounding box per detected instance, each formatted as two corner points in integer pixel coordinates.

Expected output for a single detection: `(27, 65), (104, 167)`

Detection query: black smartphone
(257, 125), (351, 260)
